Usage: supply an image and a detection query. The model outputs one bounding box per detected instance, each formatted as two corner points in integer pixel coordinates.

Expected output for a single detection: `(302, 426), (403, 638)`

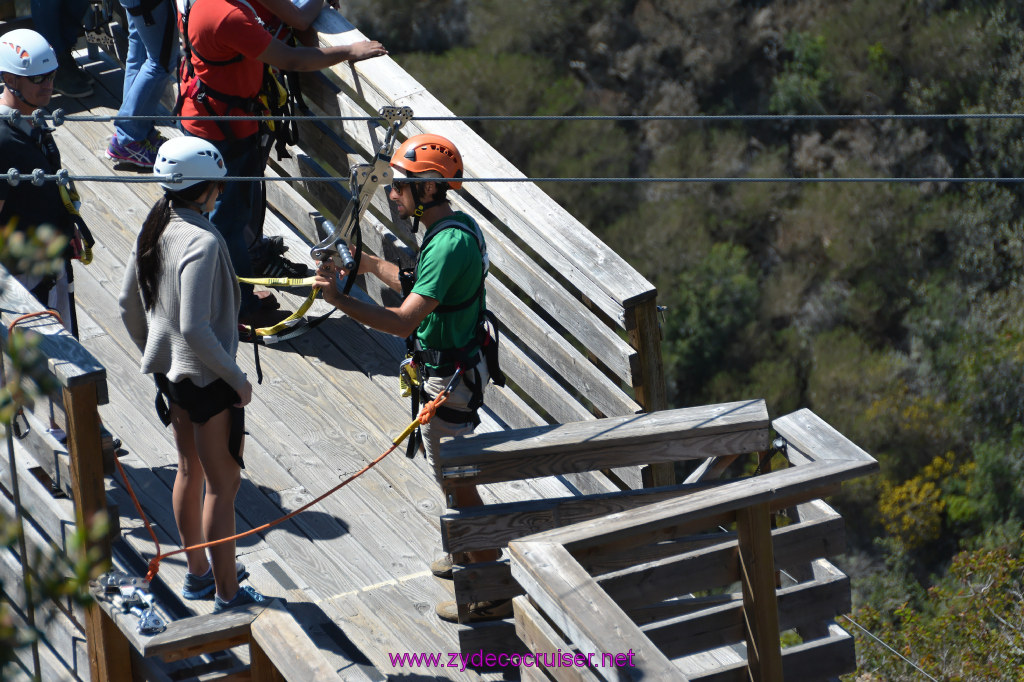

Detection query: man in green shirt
(315, 134), (508, 622)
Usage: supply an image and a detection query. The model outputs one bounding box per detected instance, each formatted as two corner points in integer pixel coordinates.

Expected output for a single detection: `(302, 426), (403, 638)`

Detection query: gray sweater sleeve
(177, 241), (248, 392)
(119, 246), (148, 354)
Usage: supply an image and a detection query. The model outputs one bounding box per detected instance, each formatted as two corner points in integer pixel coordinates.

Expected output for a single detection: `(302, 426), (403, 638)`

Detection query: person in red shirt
(177, 0), (385, 324)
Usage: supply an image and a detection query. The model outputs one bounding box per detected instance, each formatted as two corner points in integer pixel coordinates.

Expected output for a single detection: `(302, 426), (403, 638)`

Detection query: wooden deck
(35, 48), (589, 681)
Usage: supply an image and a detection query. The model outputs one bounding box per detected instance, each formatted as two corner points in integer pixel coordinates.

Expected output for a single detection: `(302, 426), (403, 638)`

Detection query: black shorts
(154, 374), (245, 469)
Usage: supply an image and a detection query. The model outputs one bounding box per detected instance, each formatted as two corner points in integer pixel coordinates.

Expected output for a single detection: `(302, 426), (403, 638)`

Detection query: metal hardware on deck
(443, 466), (481, 479)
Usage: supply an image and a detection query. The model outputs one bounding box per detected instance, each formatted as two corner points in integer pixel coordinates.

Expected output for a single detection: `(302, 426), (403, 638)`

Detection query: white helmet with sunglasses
(0, 29), (57, 78)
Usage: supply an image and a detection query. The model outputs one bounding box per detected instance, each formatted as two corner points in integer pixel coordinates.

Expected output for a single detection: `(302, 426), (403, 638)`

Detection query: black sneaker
(253, 252), (310, 278)
(213, 585), (270, 613)
(53, 53), (93, 98)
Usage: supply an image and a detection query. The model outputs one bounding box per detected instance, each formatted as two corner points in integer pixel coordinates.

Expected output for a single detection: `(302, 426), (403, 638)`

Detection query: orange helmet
(391, 134), (463, 190)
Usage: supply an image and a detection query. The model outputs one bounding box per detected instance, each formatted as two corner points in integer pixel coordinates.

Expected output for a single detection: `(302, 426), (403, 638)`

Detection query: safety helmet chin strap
(409, 181), (447, 234)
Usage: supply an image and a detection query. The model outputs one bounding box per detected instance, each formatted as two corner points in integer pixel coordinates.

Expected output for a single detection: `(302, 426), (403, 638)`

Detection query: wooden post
(64, 382), (132, 681)
(250, 637), (287, 682)
(626, 298), (674, 487)
(736, 502), (783, 681)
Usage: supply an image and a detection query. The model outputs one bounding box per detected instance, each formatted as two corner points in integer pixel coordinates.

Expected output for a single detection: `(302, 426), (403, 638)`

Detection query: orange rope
(7, 310), (65, 333)
(112, 388), (451, 582)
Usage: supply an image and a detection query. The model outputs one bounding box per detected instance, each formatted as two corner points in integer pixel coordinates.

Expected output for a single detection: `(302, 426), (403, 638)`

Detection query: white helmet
(0, 29), (57, 77)
(154, 137), (227, 190)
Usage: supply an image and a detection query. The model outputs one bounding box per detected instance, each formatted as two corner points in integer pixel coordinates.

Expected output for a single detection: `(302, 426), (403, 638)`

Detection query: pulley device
(238, 106), (412, 382)
(310, 105), (412, 296)
(94, 569), (167, 636)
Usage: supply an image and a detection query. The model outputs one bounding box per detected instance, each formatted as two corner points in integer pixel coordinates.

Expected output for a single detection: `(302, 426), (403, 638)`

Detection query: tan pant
(421, 358), (489, 484)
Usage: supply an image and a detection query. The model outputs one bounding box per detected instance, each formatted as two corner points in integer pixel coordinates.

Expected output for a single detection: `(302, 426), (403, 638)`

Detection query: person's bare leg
(169, 404), (210, 577)
(193, 409), (243, 600)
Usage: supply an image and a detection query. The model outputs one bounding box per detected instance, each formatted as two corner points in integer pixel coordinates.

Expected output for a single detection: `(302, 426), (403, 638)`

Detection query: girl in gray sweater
(120, 137), (266, 612)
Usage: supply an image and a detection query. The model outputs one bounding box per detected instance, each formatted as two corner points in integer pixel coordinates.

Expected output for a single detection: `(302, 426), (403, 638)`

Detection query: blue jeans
(114, 0), (177, 143)
(31, 0), (88, 55)
(206, 135), (267, 314)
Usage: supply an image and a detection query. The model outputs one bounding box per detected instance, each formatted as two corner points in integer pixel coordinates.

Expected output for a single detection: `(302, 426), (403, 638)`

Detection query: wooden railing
(437, 400), (771, 654)
(0, 272), (130, 681)
(508, 409), (878, 681)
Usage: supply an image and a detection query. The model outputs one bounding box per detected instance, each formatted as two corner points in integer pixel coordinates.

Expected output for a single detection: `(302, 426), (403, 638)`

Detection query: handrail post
(64, 382), (133, 681)
(737, 502), (783, 681)
(627, 298), (674, 486)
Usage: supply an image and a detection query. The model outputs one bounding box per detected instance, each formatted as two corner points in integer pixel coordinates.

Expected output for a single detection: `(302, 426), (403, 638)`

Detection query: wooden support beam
(440, 400), (770, 487)
(514, 596), (602, 682)
(736, 503), (782, 681)
(509, 541), (679, 681)
(64, 381), (128, 682)
(250, 607), (344, 681)
(441, 480), (721, 554)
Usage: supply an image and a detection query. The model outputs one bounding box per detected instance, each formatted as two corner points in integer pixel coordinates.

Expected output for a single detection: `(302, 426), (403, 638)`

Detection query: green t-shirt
(412, 213), (486, 361)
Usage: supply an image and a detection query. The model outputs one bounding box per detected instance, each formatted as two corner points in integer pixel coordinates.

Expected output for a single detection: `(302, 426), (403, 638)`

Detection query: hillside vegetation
(343, 1), (1024, 677)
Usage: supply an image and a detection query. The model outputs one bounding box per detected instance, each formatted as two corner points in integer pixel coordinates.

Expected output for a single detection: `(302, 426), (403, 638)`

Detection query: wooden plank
(644, 559), (849, 658)
(519, 459), (871, 555)
(0, 549), (88, 682)
(626, 297), (667, 412)
(498, 335), (596, 424)
(0, 434), (78, 555)
(441, 419), (769, 489)
(88, 583), (261, 660)
(736, 503), (782, 681)
(443, 401), (767, 463)
(486, 277), (640, 419)
(684, 623), (854, 682)
(8, 405), (74, 499)
(442, 481), (722, 554)
(597, 505), (845, 611)
(249, 607), (340, 681)
(513, 595), (601, 682)
(509, 541), (678, 681)
(773, 409), (879, 467)
(0, 270), (108, 400)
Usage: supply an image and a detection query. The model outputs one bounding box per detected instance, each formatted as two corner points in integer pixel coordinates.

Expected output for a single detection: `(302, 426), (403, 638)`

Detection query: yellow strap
(252, 287), (320, 337)
(57, 183), (79, 216)
(237, 275), (316, 287)
(80, 245), (93, 265)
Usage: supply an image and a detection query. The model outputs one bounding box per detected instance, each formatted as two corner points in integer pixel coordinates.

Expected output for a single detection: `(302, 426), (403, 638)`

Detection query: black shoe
(253, 252), (310, 279)
(53, 53), (93, 98)
(212, 585), (270, 613)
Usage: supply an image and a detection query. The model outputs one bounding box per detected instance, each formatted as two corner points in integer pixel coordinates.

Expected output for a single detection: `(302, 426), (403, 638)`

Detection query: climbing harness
(58, 183), (95, 265)
(177, 0), (304, 158)
(399, 217), (505, 458)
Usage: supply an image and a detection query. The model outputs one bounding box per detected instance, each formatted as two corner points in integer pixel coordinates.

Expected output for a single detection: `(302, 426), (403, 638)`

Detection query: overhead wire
(17, 111), (1024, 124)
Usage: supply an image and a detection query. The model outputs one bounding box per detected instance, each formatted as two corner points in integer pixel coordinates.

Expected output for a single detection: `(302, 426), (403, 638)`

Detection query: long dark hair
(136, 182), (213, 310)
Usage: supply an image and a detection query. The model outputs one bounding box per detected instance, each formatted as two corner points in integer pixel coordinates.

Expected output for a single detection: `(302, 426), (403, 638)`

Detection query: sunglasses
(25, 71), (56, 85)
(390, 179), (409, 194)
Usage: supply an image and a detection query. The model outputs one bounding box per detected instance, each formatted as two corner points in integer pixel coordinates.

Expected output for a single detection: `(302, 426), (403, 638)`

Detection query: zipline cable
(6, 171), (1024, 186)
(19, 111), (1024, 124)
(773, 565), (941, 681)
